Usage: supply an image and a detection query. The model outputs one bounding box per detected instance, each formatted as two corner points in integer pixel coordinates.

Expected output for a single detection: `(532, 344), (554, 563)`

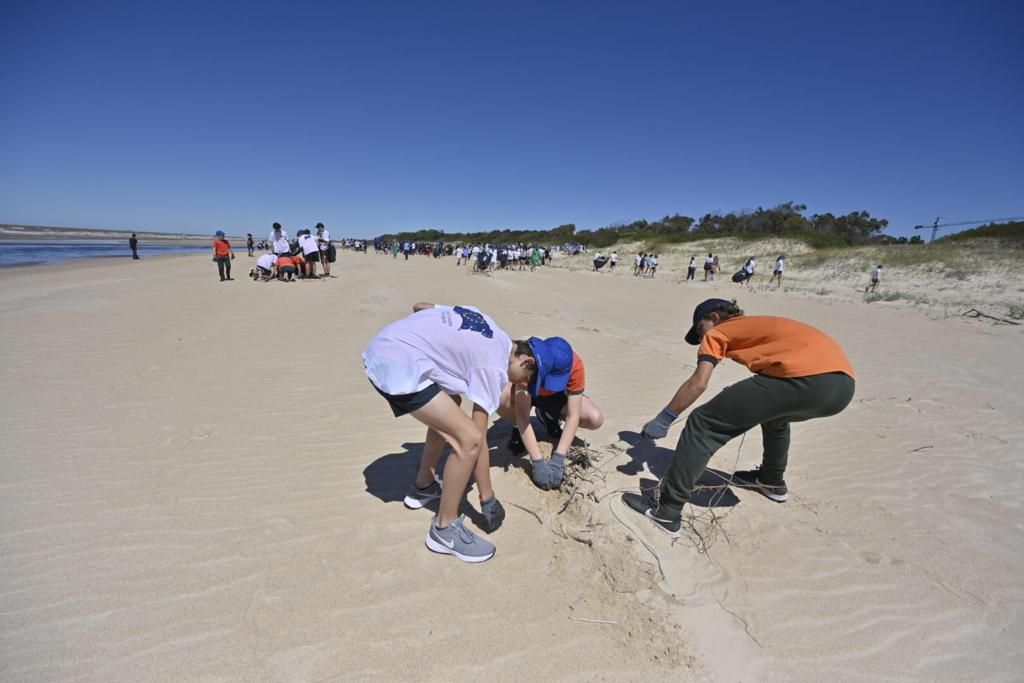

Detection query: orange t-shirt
(539, 351), (586, 396)
(698, 316), (854, 379)
(277, 256), (294, 268)
(213, 239), (231, 257)
(292, 253), (305, 264)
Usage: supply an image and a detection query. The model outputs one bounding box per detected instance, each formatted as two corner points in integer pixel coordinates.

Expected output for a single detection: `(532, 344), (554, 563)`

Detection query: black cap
(684, 298), (732, 345)
(316, 222), (324, 229)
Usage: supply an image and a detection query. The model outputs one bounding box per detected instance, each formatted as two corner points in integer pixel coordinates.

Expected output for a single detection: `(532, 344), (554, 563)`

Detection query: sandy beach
(2, 249), (1023, 681)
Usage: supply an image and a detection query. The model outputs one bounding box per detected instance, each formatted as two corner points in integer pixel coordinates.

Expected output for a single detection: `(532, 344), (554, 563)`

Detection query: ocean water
(0, 241), (212, 267)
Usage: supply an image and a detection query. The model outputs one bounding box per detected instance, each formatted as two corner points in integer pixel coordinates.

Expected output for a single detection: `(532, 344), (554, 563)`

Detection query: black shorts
(304, 252), (320, 261)
(372, 381), (441, 417)
(257, 266), (271, 275)
(280, 265), (296, 274)
(531, 391), (568, 417)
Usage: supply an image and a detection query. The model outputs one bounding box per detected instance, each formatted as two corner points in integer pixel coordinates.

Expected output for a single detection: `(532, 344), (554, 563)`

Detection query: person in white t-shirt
(270, 223), (290, 256)
(299, 230), (321, 278)
(363, 302), (538, 563)
(316, 223), (332, 278)
(866, 264), (882, 292)
(254, 253), (278, 281)
(770, 255), (785, 287)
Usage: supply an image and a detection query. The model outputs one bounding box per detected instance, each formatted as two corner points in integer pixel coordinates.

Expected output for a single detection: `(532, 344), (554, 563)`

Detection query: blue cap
(215, 230), (225, 237)
(527, 336), (574, 396)
(685, 298), (732, 345)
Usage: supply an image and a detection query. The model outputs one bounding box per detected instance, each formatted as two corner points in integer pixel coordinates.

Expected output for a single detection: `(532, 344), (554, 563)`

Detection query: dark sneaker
(621, 492), (681, 539)
(732, 469), (789, 502)
(403, 478), (442, 509)
(536, 407), (563, 440)
(425, 515), (495, 563)
(507, 427), (525, 456)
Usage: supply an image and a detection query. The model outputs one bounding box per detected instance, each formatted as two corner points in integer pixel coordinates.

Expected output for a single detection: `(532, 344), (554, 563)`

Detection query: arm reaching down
(642, 360), (715, 441)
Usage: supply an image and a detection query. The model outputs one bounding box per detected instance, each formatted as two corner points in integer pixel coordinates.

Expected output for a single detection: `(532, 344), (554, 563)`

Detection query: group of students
(634, 252), (659, 277)
(455, 244), (549, 272)
(363, 298), (855, 563)
(250, 222), (335, 282)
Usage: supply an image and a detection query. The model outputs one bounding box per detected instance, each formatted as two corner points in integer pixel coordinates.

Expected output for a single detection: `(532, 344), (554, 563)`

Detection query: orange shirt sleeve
(697, 328), (728, 365)
(566, 353), (586, 395)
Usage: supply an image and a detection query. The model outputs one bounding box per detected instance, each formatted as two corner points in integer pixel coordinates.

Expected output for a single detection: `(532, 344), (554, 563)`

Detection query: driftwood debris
(961, 308), (1021, 326)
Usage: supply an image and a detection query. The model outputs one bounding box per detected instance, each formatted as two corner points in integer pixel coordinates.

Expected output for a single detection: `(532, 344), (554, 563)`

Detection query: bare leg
(409, 393), (483, 528)
(415, 395), (462, 487)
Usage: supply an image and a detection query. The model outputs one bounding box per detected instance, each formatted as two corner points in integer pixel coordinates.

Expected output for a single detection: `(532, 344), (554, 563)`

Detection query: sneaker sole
(732, 476), (789, 503)
(620, 499), (681, 539)
(403, 493), (440, 510)
(424, 534), (495, 563)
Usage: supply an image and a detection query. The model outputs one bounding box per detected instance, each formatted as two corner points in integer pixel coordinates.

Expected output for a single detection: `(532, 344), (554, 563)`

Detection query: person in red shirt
(276, 255), (297, 281)
(496, 336), (605, 490)
(623, 298), (855, 538)
(211, 231), (234, 281)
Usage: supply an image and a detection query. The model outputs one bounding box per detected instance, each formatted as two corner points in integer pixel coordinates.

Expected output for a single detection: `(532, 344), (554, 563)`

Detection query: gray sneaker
(403, 478), (442, 510)
(425, 515), (496, 563)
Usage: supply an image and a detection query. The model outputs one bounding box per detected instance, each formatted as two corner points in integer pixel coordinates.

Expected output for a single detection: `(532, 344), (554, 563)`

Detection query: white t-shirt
(872, 267), (882, 280)
(610, 252), (617, 262)
(745, 258), (756, 274)
(300, 234), (319, 256)
(318, 230), (331, 250)
(775, 258), (784, 272)
(256, 254), (278, 270)
(363, 305), (512, 414)
(635, 255), (642, 266)
(270, 230), (289, 253)
(705, 256), (714, 266)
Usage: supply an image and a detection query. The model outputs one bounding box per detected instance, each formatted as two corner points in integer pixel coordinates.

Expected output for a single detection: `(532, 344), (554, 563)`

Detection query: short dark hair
(273, 222), (281, 230)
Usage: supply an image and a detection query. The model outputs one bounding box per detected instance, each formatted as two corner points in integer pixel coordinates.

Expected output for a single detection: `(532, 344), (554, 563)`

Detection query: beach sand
(1, 251), (1022, 680)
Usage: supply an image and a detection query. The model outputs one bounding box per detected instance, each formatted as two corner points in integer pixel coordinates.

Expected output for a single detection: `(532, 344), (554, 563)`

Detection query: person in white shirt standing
(363, 302), (538, 563)
(270, 222), (290, 256)
(770, 255), (785, 287)
(316, 223), (332, 277)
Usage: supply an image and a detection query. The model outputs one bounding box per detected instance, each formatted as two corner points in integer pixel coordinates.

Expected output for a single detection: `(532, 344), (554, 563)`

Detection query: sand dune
(1, 250), (1022, 680)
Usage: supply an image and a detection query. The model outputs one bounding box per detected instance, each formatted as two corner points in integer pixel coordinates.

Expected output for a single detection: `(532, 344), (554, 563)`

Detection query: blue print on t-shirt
(453, 306), (493, 338)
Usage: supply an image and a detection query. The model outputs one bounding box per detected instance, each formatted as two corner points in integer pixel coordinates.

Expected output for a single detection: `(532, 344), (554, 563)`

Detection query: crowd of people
(363, 298), (856, 562)
(190, 227), (887, 294)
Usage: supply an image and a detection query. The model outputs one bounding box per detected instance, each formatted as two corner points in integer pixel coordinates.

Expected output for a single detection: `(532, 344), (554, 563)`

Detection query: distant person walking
(610, 251), (618, 270)
(687, 256), (696, 281)
(741, 256), (756, 285)
(711, 255), (719, 281)
(866, 264), (882, 292)
(246, 233), (255, 257)
(212, 231), (234, 281)
(703, 253), (713, 281)
(770, 255), (784, 287)
(129, 233), (140, 260)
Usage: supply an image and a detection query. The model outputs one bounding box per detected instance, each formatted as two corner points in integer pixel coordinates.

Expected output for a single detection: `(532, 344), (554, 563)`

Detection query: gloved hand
(480, 494), (505, 532)
(531, 458), (557, 490)
(548, 452), (566, 488)
(641, 407), (678, 441)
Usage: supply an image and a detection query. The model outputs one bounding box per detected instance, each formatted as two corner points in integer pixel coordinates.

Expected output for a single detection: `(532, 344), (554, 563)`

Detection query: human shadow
(615, 430), (675, 478)
(634, 472), (739, 509)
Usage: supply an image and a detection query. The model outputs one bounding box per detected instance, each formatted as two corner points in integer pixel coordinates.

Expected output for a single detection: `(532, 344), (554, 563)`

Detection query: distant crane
(914, 216), (1024, 242)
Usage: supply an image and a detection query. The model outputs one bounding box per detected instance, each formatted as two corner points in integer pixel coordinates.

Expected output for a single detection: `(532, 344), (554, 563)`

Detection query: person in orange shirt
(623, 298), (855, 538)
(497, 337), (605, 490)
(211, 231), (234, 281)
(276, 255), (297, 281)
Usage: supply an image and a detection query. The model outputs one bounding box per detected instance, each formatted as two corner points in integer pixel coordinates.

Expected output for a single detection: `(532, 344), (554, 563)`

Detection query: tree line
(376, 202), (910, 248)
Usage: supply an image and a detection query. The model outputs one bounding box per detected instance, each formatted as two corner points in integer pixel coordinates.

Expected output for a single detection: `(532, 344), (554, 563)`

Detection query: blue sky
(1, 0), (1021, 237)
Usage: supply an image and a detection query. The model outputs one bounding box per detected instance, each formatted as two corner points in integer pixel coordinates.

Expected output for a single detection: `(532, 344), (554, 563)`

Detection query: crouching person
(363, 302), (537, 563)
(623, 299), (855, 538)
(497, 337), (604, 490)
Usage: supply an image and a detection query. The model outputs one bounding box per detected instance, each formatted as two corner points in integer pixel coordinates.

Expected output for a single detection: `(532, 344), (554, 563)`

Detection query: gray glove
(641, 407), (678, 441)
(531, 458), (559, 490)
(548, 452), (566, 487)
(480, 494), (505, 532)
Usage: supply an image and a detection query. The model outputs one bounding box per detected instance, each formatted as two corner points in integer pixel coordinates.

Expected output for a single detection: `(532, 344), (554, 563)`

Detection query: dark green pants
(659, 372), (855, 517)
